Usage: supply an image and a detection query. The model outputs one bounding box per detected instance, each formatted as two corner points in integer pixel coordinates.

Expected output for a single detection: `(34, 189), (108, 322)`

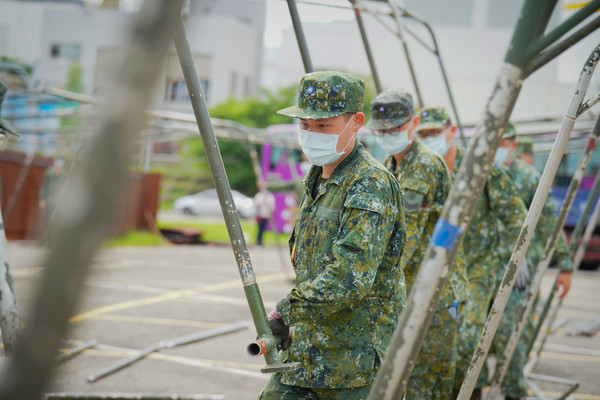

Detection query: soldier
(258, 71), (407, 400)
(367, 91), (468, 400)
(488, 123), (573, 399)
(415, 107), (529, 400)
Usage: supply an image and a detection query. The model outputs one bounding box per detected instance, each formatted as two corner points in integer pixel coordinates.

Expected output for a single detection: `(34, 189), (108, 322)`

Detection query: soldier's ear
(353, 112), (365, 130)
(449, 125), (457, 140)
(412, 115), (421, 127)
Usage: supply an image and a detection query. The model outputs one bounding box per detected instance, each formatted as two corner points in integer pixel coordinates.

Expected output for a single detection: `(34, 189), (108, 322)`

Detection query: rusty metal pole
(485, 46), (600, 400)
(173, 17), (298, 374)
(0, 3), (183, 399)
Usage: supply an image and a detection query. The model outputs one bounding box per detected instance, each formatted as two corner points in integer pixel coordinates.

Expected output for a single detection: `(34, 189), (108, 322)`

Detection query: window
(50, 44), (81, 61)
(165, 53), (211, 103)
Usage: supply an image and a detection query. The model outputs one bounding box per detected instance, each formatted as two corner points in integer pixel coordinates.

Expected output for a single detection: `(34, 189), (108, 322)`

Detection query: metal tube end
(247, 341), (266, 357)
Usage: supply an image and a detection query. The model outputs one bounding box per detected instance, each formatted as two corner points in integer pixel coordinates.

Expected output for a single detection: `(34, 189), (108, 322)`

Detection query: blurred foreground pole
(367, 0), (555, 398)
(0, 2), (183, 399)
(486, 50), (600, 400)
(173, 17), (297, 373)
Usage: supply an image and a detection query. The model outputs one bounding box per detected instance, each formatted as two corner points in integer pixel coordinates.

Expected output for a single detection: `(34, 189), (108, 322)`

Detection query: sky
(263, 0), (357, 48)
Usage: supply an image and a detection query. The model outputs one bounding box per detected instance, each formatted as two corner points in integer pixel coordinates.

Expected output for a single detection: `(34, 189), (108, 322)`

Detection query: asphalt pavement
(2, 240), (600, 400)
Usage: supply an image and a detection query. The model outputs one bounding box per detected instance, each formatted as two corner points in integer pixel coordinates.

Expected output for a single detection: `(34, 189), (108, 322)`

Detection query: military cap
(0, 81), (19, 137)
(277, 71), (364, 119)
(502, 121), (516, 139)
(515, 136), (533, 156)
(366, 88), (414, 131)
(416, 107), (451, 132)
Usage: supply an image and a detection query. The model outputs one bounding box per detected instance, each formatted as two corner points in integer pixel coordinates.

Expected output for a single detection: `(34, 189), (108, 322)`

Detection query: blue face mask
(375, 130), (411, 155)
(297, 116), (356, 166)
(494, 147), (510, 165)
(421, 132), (450, 156)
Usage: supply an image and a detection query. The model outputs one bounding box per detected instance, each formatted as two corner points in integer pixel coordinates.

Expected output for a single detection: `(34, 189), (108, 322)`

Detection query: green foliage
(209, 85), (295, 129)
(104, 230), (167, 247)
(65, 61), (84, 93)
(0, 56), (33, 74)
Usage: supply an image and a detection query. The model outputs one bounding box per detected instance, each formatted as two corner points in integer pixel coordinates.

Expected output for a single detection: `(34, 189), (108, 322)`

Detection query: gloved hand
(267, 309), (290, 351)
(514, 258), (530, 292)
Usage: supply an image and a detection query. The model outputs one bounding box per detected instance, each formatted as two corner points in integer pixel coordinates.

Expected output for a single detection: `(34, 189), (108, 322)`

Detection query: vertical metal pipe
(349, 0), (383, 93)
(286, 0), (313, 73)
(173, 18), (294, 373)
(0, 209), (20, 356)
(572, 189), (600, 271)
(486, 46), (600, 400)
(386, 1), (423, 106)
(0, 2), (182, 399)
(526, 166), (600, 356)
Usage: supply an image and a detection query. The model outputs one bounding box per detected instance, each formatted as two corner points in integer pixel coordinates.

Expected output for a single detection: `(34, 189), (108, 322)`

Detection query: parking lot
(3, 241), (600, 399)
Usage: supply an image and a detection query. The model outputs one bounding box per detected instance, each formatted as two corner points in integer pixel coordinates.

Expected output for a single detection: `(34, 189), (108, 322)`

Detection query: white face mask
(297, 115), (356, 166)
(421, 132), (450, 156)
(494, 147), (510, 165)
(376, 130), (411, 155)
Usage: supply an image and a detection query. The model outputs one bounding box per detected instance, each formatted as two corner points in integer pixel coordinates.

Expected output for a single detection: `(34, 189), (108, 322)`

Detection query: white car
(173, 189), (256, 219)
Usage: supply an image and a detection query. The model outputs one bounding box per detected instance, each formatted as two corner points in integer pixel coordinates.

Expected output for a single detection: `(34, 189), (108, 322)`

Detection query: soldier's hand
(267, 309), (290, 351)
(514, 258), (530, 292)
(556, 271), (572, 298)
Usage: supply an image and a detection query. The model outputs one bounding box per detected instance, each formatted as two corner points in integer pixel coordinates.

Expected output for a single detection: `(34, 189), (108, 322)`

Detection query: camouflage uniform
(451, 147), (529, 390)
(488, 127), (574, 398)
(370, 98), (468, 400)
(260, 72), (407, 399)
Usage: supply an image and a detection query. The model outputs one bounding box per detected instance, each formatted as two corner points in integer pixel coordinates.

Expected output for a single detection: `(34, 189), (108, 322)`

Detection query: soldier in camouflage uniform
(367, 92), (468, 400)
(258, 71), (407, 400)
(415, 107), (529, 400)
(486, 123), (574, 399)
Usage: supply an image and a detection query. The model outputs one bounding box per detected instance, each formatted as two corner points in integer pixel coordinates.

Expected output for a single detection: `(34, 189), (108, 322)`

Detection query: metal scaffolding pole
(286, 0), (313, 73)
(173, 17), (298, 374)
(367, 0), (558, 397)
(349, 0), (383, 93)
(0, 2), (183, 399)
(385, 0), (423, 106)
(486, 46), (600, 400)
(526, 166), (600, 358)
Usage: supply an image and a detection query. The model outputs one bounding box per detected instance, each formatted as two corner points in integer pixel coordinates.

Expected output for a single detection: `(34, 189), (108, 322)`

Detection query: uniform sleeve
(488, 167), (527, 249)
(402, 158), (449, 264)
(277, 177), (399, 324)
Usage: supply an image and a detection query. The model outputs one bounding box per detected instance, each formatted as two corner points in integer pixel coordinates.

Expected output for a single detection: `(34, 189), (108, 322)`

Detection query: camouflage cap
(277, 71), (364, 119)
(515, 136), (533, 156)
(502, 121), (516, 139)
(366, 88), (414, 130)
(416, 107), (450, 132)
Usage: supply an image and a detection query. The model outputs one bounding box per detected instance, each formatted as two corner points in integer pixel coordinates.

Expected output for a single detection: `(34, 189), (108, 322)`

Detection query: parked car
(173, 189), (256, 219)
